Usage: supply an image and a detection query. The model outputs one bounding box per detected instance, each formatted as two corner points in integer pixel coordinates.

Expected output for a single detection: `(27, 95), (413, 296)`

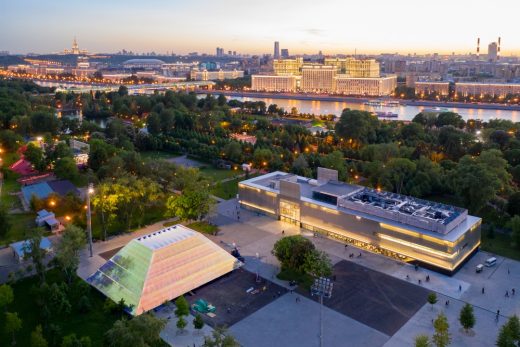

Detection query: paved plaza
(231, 292), (389, 347)
(184, 268), (287, 327)
(297, 260), (429, 336)
(64, 198), (520, 346)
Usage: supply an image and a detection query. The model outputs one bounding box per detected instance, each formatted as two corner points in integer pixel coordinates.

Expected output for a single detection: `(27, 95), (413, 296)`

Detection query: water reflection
(230, 96), (520, 122)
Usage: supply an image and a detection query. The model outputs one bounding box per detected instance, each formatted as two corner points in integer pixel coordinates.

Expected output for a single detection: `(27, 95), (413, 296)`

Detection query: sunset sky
(1, 0), (519, 56)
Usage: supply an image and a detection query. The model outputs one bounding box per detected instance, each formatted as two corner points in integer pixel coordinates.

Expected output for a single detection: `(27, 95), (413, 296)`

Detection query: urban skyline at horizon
(2, 0), (520, 56)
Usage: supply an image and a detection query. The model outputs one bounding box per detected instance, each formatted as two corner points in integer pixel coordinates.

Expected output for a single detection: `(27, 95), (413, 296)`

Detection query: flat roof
(240, 171), (478, 241)
(312, 181), (361, 197)
(136, 224), (195, 251)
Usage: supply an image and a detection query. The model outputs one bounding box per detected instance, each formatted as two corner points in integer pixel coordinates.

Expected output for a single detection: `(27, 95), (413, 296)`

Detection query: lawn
(139, 150), (180, 161)
(186, 221), (219, 235)
(200, 166), (242, 182)
(212, 178), (240, 200)
(0, 213), (35, 246)
(89, 203), (167, 241)
(0, 270), (119, 347)
(481, 231), (520, 261)
(276, 268), (314, 289)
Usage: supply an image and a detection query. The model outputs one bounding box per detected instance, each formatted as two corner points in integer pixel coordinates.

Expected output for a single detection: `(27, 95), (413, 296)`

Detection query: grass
(1, 170), (21, 208)
(139, 150), (180, 161)
(89, 203), (167, 240)
(276, 268), (314, 289)
(0, 270), (119, 347)
(211, 172), (261, 200)
(200, 166), (242, 182)
(1, 213), (35, 246)
(481, 231), (520, 261)
(186, 221), (219, 235)
(212, 178), (240, 200)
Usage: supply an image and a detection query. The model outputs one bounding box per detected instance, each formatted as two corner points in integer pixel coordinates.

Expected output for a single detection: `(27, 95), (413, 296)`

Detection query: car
(476, 264), (484, 273)
(485, 257), (497, 267)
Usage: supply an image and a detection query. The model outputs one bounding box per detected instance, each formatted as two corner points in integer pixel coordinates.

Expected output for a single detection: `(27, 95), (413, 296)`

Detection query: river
(226, 96), (520, 122)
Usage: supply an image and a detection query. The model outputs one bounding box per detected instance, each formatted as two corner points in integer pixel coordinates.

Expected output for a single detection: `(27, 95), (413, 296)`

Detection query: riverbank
(202, 90), (520, 112)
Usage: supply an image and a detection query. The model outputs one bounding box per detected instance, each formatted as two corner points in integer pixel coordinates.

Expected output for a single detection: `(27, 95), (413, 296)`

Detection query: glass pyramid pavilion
(87, 224), (242, 315)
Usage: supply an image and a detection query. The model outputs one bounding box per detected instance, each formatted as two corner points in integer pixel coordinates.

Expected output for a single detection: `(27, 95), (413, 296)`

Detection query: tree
(497, 315), (520, 347)
(55, 225), (87, 284)
(436, 112), (464, 128)
(432, 312), (451, 347)
(273, 235), (315, 272)
(508, 192), (520, 216)
(31, 325), (48, 347)
(382, 158), (416, 194)
(203, 326), (240, 347)
(165, 187), (215, 221)
(509, 215), (520, 249)
(0, 284), (14, 312)
(476, 149), (512, 194)
(223, 142), (242, 163)
(24, 229), (47, 284)
(335, 109), (379, 147)
(88, 139), (116, 171)
(0, 130), (23, 151)
(414, 334), (431, 347)
(292, 154), (311, 177)
(175, 296), (189, 317)
(427, 292), (438, 310)
(25, 143), (46, 171)
(448, 155), (501, 213)
(459, 303), (475, 333)
(303, 250), (332, 278)
(61, 334), (92, 347)
(193, 314), (205, 330)
(320, 151), (347, 181)
(118, 85), (128, 96)
(30, 110), (60, 134)
(252, 148), (273, 168)
(217, 94), (227, 107)
(5, 311), (22, 346)
(91, 183), (119, 241)
(437, 126), (472, 161)
(146, 112), (161, 135)
(54, 157), (79, 181)
(176, 316), (187, 331)
(105, 314), (166, 347)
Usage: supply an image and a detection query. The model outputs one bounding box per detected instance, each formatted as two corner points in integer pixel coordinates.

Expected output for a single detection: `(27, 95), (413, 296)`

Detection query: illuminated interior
(87, 225), (242, 315)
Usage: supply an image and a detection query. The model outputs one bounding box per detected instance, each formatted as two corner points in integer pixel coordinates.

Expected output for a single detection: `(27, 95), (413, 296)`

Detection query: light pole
(311, 277), (333, 347)
(86, 183), (94, 257)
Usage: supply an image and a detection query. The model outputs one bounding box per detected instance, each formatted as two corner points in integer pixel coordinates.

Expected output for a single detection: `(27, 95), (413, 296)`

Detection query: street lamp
(311, 277), (333, 347)
(86, 183), (94, 257)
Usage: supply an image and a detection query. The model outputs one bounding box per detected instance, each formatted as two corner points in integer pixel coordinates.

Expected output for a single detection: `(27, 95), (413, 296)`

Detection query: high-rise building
(281, 49), (289, 58)
(324, 58), (380, 77)
(488, 42), (498, 62)
(347, 59), (380, 78)
(251, 75), (300, 92)
(301, 65), (337, 93)
(335, 75), (397, 96)
(273, 57), (304, 76)
(274, 41), (280, 59)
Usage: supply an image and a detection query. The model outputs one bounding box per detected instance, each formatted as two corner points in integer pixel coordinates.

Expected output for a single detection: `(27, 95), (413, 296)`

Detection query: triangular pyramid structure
(87, 224), (242, 315)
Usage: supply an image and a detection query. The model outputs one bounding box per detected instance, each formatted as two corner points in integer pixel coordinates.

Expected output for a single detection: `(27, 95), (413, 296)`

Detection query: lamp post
(86, 183), (94, 257)
(311, 277), (333, 347)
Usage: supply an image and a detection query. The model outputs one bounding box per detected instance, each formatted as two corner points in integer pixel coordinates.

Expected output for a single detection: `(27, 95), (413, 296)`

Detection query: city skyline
(2, 0), (520, 56)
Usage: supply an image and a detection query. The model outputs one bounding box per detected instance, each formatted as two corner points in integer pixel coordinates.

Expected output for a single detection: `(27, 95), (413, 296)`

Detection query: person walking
(459, 284), (462, 291)
(505, 290), (509, 298)
(482, 287), (485, 294)
(512, 288), (516, 296)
